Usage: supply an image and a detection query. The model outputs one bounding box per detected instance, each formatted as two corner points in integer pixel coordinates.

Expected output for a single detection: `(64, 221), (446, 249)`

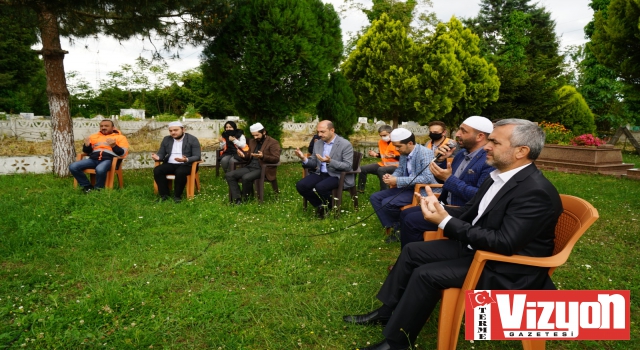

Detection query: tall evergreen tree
(317, 72), (358, 139)
(0, 0), (231, 176)
(0, 7), (44, 114)
(201, 0), (343, 141)
(465, 0), (568, 123)
(590, 0), (640, 126)
(427, 17), (500, 128)
(575, 0), (626, 130)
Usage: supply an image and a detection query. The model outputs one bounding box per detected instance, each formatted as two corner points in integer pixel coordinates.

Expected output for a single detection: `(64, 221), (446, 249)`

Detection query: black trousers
(358, 163), (397, 191)
(226, 166), (261, 200)
(399, 206), (439, 249)
(377, 240), (475, 347)
(154, 163), (193, 198)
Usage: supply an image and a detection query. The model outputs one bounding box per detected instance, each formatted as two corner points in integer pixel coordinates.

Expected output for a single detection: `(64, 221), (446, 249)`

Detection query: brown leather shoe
(387, 264), (394, 272)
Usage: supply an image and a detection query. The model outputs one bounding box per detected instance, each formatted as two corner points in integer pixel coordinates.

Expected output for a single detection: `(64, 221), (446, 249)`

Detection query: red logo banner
(465, 290), (630, 340)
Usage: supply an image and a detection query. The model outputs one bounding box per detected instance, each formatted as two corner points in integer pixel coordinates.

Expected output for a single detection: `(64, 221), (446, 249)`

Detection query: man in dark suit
(152, 122), (201, 203)
(294, 120), (354, 219)
(398, 116), (495, 248)
(226, 122), (281, 204)
(343, 119), (563, 350)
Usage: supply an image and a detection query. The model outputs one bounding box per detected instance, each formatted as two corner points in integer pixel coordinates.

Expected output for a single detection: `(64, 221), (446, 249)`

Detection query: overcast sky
(61, 0), (593, 89)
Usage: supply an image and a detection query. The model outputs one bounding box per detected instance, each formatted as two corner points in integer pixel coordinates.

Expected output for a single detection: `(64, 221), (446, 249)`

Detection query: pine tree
(201, 0), (342, 141)
(317, 72), (358, 139)
(465, 0), (568, 123)
(427, 17), (500, 128)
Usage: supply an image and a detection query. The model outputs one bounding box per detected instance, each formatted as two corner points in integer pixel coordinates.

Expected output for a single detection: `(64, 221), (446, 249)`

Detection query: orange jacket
(83, 129), (129, 161)
(377, 139), (400, 167)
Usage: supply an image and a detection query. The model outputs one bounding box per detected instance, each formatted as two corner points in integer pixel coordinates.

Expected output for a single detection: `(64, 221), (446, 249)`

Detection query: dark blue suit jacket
(440, 149), (494, 206)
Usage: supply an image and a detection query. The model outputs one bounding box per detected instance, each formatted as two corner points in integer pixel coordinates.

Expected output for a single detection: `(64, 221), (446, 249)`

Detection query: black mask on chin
(429, 132), (444, 141)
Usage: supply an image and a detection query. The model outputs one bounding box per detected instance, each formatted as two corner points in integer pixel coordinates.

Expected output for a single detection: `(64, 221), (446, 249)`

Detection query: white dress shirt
(168, 137), (184, 164)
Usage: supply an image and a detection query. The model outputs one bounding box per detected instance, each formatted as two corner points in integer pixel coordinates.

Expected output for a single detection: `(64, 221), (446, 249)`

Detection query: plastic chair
(72, 153), (125, 189)
(255, 162), (280, 203)
(427, 194), (599, 350)
(302, 152), (363, 216)
(153, 161), (203, 199)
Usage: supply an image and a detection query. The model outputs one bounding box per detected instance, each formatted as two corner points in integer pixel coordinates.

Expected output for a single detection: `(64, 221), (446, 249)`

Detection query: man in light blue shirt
(294, 120), (354, 219)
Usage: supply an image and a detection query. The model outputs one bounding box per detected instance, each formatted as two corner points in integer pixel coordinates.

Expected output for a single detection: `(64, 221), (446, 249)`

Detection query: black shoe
(384, 233), (399, 243)
(173, 197), (182, 203)
(315, 206), (327, 219)
(343, 309), (390, 326)
(355, 340), (408, 350)
(156, 195), (169, 203)
(82, 186), (94, 194)
(234, 198), (242, 205)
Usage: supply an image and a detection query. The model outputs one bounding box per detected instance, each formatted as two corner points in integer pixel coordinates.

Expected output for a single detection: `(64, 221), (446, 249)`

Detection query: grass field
(0, 159), (638, 349)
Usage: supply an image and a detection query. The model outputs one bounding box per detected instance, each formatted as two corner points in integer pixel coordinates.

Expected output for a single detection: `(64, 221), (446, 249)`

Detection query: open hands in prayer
(417, 186), (448, 224)
(251, 151), (263, 159)
(151, 153), (160, 161)
(316, 153), (331, 163)
(175, 155), (189, 163)
(368, 150), (378, 157)
(382, 174), (397, 186)
(106, 137), (116, 147)
(429, 161), (453, 181)
(294, 148), (307, 161)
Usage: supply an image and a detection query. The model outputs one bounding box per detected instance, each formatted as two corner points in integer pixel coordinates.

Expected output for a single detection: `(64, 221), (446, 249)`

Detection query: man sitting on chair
(398, 116), (495, 248)
(152, 121), (201, 203)
(226, 122), (281, 204)
(369, 128), (437, 240)
(294, 120), (354, 219)
(343, 119), (563, 350)
(69, 119), (129, 193)
(357, 124), (400, 193)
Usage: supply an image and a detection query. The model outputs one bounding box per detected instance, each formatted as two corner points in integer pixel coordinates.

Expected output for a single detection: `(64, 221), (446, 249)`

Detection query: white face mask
(381, 136), (391, 142)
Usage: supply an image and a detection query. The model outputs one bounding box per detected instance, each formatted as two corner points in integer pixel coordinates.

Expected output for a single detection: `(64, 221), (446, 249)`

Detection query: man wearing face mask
(424, 121), (451, 171)
(358, 125), (400, 193)
(226, 122), (281, 204)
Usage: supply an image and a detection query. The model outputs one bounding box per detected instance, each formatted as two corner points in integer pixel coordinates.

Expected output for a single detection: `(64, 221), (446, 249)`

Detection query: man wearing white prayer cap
(226, 122), (281, 204)
(369, 128), (438, 241)
(152, 121), (202, 203)
(399, 116), (495, 248)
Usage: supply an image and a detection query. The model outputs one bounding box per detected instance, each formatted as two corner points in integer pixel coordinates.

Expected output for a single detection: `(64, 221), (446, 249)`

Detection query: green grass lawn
(0, 162), (638, 349)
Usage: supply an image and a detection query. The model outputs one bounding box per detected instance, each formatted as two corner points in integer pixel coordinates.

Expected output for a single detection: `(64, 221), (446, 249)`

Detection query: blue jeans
(69, 158), (112, 189)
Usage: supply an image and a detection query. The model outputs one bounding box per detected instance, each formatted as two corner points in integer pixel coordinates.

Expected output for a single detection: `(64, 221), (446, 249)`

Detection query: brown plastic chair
(425, 194), (599, 350)
(72, 153), (125, 189)
(153, 161), (203, 199)
(302, 152), (363, 216)
(255, 162), (280, 203)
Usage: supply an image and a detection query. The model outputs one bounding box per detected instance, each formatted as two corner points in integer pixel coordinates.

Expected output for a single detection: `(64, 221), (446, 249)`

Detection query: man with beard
(424, 120), (452, 170)
(69, 119), (129, 193)
(152, 121), (202, 203)
(398, 116), (495, 247)
(294, 120), (354, 219)
(343, 119), (562, 350)
(226, 122), (281, 204)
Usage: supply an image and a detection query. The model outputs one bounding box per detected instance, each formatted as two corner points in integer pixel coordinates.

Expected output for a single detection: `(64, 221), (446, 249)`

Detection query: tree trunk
(37, 6), (75, 177)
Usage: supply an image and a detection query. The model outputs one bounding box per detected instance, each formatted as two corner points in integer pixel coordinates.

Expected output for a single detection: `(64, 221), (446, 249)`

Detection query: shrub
(539, 121), (573, 144)
(118, 114), (136, 121)
(554, 85), (596, 135)
(155, 114), (180, 122)
(570, 133), (606, 146)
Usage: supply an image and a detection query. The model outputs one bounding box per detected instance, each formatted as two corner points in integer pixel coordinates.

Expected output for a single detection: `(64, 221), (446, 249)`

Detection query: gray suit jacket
(156, 133), (201, 165)
(303, 134), (355, 188)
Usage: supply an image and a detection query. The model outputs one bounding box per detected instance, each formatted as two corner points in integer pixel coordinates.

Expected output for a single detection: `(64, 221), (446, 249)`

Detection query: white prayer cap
(462, 116), (493, 134)
(168, 121), (184, 128)
(250, 122), (265, 132)
(390, 128), (413, 142)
